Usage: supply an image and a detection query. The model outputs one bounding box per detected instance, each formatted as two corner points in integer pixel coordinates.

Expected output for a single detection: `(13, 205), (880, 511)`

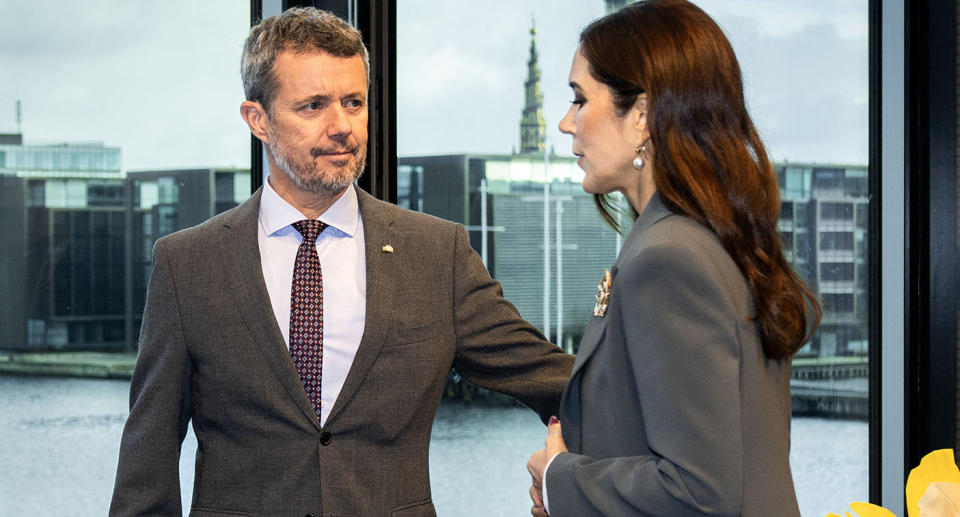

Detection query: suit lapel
(323, 189), (400, 426)
(221, 189), (322, 430)
(568, 193), (676, 378)
(568, 294), (611, 378)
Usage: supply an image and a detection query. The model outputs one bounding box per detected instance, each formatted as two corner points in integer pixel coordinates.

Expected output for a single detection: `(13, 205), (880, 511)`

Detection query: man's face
(264, 49), (368, 196)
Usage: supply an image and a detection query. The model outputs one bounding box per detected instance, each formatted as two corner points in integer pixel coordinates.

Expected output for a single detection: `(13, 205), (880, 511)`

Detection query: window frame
(903, 0), (958, 506)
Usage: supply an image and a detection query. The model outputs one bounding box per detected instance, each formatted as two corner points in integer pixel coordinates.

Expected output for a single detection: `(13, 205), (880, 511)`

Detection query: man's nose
(325, 104), (353, 137)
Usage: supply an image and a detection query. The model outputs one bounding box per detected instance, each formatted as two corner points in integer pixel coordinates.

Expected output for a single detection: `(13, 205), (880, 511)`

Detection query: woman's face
(558, 48), (646, 198)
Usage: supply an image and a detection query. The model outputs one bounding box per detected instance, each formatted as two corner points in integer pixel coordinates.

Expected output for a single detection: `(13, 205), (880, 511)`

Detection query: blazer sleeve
(448, 224), (573, 423)
(546, 237), (745, 516)
(110, 240), (192, 516)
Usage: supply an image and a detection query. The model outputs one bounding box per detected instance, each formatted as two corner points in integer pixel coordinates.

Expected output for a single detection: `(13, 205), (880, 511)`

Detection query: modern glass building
(0, 135), (125, 350)
(124, 167), (251, 348)
(0, 133), (250, 351)
(779, 163), (870, 358)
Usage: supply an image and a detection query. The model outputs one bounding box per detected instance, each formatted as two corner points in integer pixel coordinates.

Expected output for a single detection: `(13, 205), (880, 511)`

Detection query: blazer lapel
(221, 189), (322, 430)
(569, 193), (676, 378)
(323, 189), (400, 426)
(568, 280), (612, 378)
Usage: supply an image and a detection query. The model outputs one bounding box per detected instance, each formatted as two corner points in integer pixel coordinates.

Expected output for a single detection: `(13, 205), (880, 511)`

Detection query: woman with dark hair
(525, 1), (819, 515)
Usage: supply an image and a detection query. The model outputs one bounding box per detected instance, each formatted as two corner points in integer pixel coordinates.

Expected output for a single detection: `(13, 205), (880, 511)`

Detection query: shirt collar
(260, 177), (360, 238)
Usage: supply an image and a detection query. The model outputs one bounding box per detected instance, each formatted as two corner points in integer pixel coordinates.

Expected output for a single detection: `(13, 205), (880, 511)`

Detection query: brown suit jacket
(110, 188), (573, 517)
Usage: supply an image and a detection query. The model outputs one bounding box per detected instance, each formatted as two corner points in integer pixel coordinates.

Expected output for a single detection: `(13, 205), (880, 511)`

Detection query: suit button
(320, 431), (333, 445)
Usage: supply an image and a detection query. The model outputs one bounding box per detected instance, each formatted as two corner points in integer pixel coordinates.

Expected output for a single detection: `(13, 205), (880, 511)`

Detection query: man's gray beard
(268, 131), (366, 196)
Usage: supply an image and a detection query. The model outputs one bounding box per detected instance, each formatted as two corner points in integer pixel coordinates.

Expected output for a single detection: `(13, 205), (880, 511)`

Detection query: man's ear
(240, 100), (269, 144)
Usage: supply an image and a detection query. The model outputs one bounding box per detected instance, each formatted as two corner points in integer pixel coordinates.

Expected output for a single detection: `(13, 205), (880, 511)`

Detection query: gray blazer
(546, 193), (799, 516)
(109, 188), (573, 517)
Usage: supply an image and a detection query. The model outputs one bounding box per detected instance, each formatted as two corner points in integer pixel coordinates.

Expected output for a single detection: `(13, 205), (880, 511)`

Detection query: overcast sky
(0, 0), (868, 171)
(397, 0), (869, 165)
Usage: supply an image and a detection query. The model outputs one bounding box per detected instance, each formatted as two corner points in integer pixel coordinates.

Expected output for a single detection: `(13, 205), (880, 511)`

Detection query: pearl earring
(632, 143), (647, 171)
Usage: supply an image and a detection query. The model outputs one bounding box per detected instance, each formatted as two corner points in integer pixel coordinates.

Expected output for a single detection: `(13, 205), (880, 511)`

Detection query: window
(822, 262), (856, 281)
(0, 2), (250, 515)
(813, 167), (846, 190)
(822, 201), (855, 220)
(781, 200), (794, 220)
(780, 231), (794, 251)
(824, 293), (856, 313)
(821, 231), (856, 250)
(398, 1), (870, 515)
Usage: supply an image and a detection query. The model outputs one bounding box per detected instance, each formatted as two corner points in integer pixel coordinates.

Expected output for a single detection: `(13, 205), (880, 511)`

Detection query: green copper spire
(519, 15), (546, 154)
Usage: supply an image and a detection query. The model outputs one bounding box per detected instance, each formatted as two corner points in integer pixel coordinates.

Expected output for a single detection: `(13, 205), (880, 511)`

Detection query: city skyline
(0, 1), (868, 172)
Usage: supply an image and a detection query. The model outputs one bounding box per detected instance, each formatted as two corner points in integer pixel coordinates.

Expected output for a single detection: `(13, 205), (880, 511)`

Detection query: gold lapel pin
(382, 244), (394, 253)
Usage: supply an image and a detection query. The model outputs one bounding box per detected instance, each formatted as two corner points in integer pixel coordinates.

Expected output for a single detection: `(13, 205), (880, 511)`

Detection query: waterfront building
(0, 134), (251, 352)
(777, 162), (870, 358)
(124, 168), (250, 348)
(0, 133), (125, 350)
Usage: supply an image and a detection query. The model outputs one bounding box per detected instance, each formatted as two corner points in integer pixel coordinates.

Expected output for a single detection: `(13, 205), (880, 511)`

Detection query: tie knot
(292, 219), (327, 243)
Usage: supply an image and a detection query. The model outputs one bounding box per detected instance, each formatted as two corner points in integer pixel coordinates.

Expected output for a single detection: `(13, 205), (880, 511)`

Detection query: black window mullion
(904, 0), (958, 486)
(248, 0), (396, 202)
(355, 0), (397, 203)
(250, 0), (265, 193)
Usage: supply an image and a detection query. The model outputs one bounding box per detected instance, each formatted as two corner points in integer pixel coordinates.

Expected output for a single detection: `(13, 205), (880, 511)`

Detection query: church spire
(519, 16), (546, 154)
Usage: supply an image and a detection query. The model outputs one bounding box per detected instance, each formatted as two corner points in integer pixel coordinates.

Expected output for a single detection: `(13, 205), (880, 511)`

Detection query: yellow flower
(827, 449), (960, 517)
(918, 482), (960, 515)
(826, 501), (897, 517)
(906, 449), (960, 516)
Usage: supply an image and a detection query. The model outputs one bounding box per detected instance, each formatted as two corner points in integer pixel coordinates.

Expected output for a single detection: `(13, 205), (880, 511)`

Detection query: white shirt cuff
(542, 452), (561, 515)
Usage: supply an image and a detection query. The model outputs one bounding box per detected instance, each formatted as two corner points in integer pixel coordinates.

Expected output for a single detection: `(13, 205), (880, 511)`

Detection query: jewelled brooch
(593, 269), (612, 317)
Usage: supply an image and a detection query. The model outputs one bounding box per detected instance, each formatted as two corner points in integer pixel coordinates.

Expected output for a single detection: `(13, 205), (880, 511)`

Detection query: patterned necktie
(290, 219), (327, 421)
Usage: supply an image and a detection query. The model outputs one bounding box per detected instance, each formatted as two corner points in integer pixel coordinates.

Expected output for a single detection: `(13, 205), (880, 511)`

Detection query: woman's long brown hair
(581, 0), (820, 359)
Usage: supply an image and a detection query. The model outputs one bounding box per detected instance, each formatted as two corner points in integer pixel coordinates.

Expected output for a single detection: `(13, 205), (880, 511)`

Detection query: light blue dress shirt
(257, 179), (366, 427)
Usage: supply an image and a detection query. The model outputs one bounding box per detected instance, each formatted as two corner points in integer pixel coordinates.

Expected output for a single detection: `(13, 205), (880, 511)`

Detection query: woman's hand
(527, 417), (569, 516)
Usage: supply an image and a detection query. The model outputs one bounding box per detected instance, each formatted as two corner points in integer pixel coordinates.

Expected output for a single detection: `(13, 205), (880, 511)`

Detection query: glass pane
(398, 0), (869, 515)
(0, 2), (250, 515)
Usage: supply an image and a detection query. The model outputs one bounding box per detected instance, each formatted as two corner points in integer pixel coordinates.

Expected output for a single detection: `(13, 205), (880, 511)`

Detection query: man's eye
(344, 99), (363, 109)
(304, 102), (323, 110)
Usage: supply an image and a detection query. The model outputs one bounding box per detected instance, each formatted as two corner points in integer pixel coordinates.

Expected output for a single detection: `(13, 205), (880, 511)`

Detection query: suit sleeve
(546, 239), (745, 516)
(110, 240), (192, 516)
(449, 224), (573, 423)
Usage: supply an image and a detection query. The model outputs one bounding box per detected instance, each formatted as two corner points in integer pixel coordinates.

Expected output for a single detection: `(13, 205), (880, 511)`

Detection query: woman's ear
(632, 94), (649, 133)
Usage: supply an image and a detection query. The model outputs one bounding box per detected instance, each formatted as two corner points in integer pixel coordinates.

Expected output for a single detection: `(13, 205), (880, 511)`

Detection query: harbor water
(0, 376), (867, 516)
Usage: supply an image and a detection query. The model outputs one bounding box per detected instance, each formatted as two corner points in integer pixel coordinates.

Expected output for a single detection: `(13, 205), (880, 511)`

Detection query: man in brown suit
(109, 8), (572, 517)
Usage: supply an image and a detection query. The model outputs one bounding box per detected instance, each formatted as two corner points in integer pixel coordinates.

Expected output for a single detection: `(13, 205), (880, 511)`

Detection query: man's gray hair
(241, 7), (370, 113)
